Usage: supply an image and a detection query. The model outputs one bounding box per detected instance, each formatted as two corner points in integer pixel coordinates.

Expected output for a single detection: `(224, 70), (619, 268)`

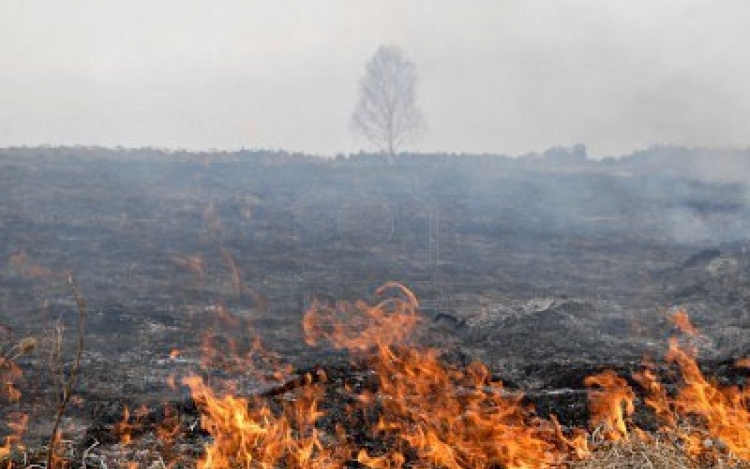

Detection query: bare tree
(351, 45), (425, 158)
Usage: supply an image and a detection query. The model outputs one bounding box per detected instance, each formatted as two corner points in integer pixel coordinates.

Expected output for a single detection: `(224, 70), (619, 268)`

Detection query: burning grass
(1, 284), (750, 468)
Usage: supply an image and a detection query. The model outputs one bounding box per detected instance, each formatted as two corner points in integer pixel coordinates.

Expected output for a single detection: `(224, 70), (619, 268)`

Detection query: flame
(0, 278), (730, 468)
(584, 370), (635, 441)
(302, 282), (421, 352)
(634, 314), (750, 462)
(166, 374), (178, 391)
(550, 415), (590, 460)
(200, 312), (291, 387)
(183, 283), (588, 469)
(115, 405), (148, 445)
(670, 308), (698, 336)
(183, 374), (347, 469)
(304, 284), (584, 469)
(357, 448), (405, 469)
(115, 406), (134, 445)
(1, 361), (22, 403)
(632, 362), (676, 430)
(184, 283), (750, 469)
(664, 338), (750, 461)
(221, 249), (247, 298)
(364, 347), (573, 469)
(156, 404), (181, 443)
(0, 345), (27, 461)
(171, 253), (206, 280)
(154, 402), (186, 468)
(0, 413), (27, 460)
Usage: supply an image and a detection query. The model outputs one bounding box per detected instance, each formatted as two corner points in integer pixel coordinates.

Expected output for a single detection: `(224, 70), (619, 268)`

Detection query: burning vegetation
(1, 281), (749, 469)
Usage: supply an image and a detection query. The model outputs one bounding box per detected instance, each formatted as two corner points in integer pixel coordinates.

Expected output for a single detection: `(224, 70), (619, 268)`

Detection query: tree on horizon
(351, 45), (425, 160)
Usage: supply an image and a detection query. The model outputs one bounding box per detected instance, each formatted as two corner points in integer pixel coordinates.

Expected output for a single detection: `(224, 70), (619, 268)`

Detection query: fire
(302, 282), (421, 351)
(0, 347), (28, 461)
(116, 406), (135, 445)
(182, 278), (346, 468)
(0, 361), (22, 404)
(304, 283), (584, 469)
(108, 287), (750, 467)
(360, 347), (573, 469)
(183, 373), (347, 469)
(647, 337), (750, 461)
(115, 405), (148, 445)
(156, 404), (181, 442)
(584, 370), (635, 441)
(670, 308), (698, 336)
(633, 312), (750, 463)
(171, 253), (206, 280)
(177, 283), (588, 469)
(200, 306), (292, 386)
(583, 309), (750, 463)
(4, 275), (748, 468)
(0, 413), (27, 460)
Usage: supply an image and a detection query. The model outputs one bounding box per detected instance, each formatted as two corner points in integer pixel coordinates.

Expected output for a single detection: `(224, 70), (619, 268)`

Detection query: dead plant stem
(46, 272), (86, 469)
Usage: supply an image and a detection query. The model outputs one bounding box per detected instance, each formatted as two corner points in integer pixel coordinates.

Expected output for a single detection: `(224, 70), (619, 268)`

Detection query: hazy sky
(1, 1), (748, 157)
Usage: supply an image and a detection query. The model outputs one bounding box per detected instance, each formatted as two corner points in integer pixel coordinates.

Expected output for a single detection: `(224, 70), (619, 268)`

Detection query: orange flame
(0, 353), (26, 460)
(174, 286), (749, 467)
(0, 412), (27, 460)
(303, 282), (421, 352)
(365, 347), (573, 469)
(584, 370), (635, 441)
(305, 284), (584, 469)
(115, 405), (148, 445)
(670, 309), (698, 336)
(183, 373), (346, 469)
(637, 313), (750, 462)
(1, 361), (23, 403)
(171, 253), (206, 280)
(664, 338), (750, 461)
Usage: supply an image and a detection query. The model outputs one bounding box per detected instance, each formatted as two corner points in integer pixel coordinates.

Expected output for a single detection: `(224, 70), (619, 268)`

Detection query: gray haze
(1, 0), (749, 157)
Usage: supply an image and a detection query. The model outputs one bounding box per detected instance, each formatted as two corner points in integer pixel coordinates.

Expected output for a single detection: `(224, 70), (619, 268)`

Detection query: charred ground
(1, 145), (750, 459)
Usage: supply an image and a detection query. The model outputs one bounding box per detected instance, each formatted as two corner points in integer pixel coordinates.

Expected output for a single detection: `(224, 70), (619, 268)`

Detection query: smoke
(2, 1), (749, 155)
(689, 149), (750, 185)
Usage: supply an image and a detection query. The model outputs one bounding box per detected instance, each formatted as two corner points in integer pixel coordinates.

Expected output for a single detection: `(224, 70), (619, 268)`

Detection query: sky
(0, 0), (749, 157)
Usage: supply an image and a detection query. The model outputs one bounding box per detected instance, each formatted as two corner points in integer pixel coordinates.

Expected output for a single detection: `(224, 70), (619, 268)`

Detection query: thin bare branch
(46, 271), (86, 469)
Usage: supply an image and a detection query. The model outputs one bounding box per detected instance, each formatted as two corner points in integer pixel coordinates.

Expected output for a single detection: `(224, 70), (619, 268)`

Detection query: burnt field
(1, 146), (750, 467)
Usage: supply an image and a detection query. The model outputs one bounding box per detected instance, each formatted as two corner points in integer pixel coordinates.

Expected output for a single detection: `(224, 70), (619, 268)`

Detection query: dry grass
(573, 438), (750, 469)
